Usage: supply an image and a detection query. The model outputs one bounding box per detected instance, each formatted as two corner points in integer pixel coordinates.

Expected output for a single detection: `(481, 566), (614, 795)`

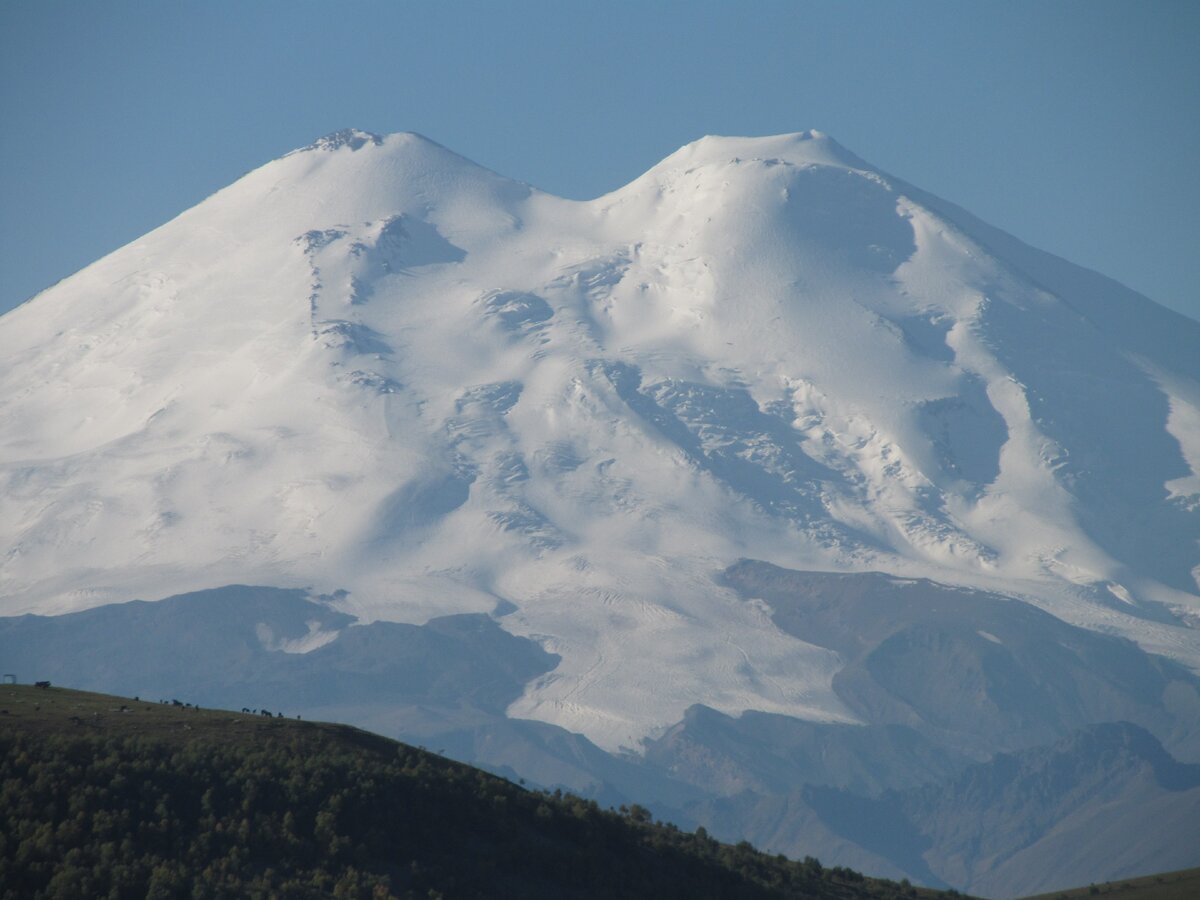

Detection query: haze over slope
(2, 128), (1198, 753)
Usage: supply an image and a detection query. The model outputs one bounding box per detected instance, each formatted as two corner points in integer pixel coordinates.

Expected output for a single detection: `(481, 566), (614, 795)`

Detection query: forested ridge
(0, 685), (956, 899)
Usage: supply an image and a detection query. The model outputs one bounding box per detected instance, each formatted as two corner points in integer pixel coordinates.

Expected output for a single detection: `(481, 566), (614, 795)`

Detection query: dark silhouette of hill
(0, 684), (957, 899)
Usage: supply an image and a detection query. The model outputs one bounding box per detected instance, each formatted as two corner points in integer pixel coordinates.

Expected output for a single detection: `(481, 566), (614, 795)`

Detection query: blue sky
(2, 0), (1198, 321)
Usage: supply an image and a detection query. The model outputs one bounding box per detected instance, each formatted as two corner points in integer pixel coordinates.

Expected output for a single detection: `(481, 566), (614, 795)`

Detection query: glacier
(1, 127), (1199, 760)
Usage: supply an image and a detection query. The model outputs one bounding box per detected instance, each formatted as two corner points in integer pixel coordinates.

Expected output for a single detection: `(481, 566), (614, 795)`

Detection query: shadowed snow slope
(2, 128), (1199, 756)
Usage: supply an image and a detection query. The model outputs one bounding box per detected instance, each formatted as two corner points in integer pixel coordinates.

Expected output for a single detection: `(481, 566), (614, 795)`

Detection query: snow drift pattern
(1, 129), (1199, 753)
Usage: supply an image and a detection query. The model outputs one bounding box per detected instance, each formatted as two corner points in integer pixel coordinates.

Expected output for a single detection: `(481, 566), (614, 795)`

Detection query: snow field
(2, 128), (1198, 749)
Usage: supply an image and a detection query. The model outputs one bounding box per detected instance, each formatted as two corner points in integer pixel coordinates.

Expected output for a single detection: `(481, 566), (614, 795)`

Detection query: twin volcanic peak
(1, 128), (1199, 753)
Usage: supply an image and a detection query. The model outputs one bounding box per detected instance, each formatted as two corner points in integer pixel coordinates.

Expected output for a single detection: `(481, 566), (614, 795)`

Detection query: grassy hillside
(0, 684), (956, 899)
(1021, 867), (1200, 900)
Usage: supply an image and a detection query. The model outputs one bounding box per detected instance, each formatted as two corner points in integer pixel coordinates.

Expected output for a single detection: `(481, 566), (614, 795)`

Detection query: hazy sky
(2, 0), (1197, 321)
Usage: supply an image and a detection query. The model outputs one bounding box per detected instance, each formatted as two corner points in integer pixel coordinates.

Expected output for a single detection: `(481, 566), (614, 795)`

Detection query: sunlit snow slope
(2, 129), (1199, 751)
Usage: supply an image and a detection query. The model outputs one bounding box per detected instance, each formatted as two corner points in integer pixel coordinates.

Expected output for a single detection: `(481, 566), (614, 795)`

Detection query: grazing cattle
(34, 681), (50, 689)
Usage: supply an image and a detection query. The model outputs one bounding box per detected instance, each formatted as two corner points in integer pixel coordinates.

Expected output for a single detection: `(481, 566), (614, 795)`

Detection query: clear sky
(2, 0), (1197, 321)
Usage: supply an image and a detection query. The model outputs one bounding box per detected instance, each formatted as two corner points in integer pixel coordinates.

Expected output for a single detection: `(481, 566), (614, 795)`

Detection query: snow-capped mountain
(3, 128), (1199, 754)
(5, 128), (1200, 893)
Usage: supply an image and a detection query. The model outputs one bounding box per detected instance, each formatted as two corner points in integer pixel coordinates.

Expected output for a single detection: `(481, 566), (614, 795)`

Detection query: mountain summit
(2, 130), (1199, 755)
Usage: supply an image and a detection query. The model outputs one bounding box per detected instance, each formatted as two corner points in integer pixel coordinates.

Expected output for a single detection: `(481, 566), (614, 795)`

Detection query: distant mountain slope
(809, 722), (1200, 897)
(676, 723), (1200, 896)
(719, 562), (1200, 761)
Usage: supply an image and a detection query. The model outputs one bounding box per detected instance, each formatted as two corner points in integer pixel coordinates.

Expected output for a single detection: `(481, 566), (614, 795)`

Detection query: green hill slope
(1020, 866), (1200, 900)
(0, 684), (955, 899)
